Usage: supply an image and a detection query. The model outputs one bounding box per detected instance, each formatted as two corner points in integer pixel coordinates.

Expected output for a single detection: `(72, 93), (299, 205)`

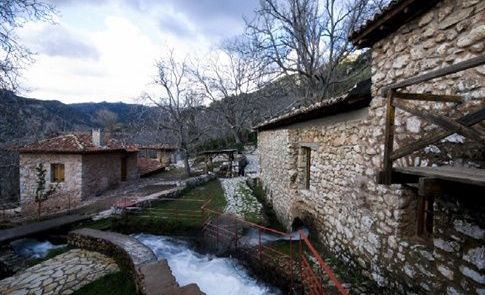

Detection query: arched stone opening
(290, 213), (319, 239)
(291, 217), (305, 231)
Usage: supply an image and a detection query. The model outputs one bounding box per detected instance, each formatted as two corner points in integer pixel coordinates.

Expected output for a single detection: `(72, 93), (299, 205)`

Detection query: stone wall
(19, 153), (83, 216)
(81, 152), (138, 199)
(20, 151), (139, 216)
(68, 228), (204, 295)
(258, 1), (484, 293)
(371, 0), (485, 168)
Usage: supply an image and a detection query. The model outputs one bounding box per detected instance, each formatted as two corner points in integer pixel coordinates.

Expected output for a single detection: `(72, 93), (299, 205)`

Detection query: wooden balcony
(378, 55), (485, 190)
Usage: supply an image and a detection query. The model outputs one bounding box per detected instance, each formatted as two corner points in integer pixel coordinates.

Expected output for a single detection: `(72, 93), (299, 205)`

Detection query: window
(51, 163), (65, 182)
(302, 147), (311, 189)
(417, 195), (434, 238)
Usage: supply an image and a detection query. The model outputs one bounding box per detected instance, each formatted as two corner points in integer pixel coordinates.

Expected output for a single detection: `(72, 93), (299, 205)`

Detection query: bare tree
(95, 108), (119, 132)
(246, 0), (373, 103)
(0, 0), (56, 92)
(144, 50), (208, 177)
(195, 36), (272, 144)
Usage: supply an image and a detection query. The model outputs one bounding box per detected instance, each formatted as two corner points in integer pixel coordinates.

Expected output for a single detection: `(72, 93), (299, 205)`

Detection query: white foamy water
(134, 233), (281, 295)
(241, 226), (310, 246)
(10, 238), (65, 259)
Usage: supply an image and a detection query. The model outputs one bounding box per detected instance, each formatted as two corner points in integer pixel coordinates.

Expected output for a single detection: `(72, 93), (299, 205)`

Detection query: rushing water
(9, 238), (65, 259)
(241, 226), (310, 246)
(134, 233), (282, 295)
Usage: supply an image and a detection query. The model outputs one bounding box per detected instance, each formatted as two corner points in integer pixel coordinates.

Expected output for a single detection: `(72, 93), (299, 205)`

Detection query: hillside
(0, 90), (143, 145)
(70, 101), (142, 124)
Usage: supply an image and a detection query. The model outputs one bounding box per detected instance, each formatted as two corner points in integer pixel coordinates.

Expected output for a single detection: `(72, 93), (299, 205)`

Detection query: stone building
(138, 144), (177, 166)
(18, 130), (138, 216)
(255, 0), (484, 293)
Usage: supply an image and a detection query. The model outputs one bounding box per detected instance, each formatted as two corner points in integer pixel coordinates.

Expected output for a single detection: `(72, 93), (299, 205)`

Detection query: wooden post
(204, 154), (209, 174)
(381, 90), (396, 184)
(228, 152), (234, 178)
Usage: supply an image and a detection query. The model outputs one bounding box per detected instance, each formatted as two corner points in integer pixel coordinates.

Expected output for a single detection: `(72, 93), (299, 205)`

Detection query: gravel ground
(244, 149), (259, 178)
(220, 177), (263, 221)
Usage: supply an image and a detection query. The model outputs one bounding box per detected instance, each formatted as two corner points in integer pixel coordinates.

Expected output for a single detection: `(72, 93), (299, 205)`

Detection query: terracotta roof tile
(18, 133), (138, 153)
(254, 78), (371, 131)
(137, 158), (166, 176)
(349, 0), (440, 48)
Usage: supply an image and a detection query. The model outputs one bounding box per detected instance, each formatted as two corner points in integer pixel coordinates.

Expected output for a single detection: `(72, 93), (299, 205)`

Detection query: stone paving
(0, 249), (119, 295)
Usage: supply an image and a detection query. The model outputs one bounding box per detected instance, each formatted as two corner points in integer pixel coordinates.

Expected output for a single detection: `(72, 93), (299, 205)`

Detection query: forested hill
(70, 101), (141, 124)
(0, 90), (141, 145)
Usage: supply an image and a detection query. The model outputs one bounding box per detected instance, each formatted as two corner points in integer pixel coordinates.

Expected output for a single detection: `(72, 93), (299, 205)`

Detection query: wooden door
(121, 157), (127, 181)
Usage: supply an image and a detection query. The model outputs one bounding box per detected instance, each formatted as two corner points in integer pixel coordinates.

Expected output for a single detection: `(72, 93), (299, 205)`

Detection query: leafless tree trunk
(0, 0), (56, 92)
(246, 0), (377, 104)
(143, 50), (208, 177)
(195, 36), (272, 144)
(95, 108), (119, 133)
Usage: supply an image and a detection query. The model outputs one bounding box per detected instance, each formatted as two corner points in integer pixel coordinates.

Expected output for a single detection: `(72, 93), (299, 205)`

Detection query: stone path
(244, 149), (259, 178)
(0, 249), (119, 295)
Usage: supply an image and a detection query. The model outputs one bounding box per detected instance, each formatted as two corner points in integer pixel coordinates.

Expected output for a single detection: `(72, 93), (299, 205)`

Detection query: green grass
(154, 166), (187, 179)
(71, 267), (136, 295)
(73, 217), (114, 231)
(112, 179), (226, 235)
(235, 183), (265, 224)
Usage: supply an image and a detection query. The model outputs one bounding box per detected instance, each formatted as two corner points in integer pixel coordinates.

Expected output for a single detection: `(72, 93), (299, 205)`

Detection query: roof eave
(349, 0), (441, 48)
(19, 148), (137, 155)
(254, 95), (371, 131)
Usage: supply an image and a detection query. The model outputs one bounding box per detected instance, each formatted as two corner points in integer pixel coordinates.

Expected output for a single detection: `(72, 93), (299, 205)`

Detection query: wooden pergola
(199, 149), (237, 177)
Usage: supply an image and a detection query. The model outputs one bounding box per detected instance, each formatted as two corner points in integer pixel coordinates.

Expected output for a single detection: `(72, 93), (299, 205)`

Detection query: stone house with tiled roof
(18, 130), (139, 215)
(256, 0), (484, 293)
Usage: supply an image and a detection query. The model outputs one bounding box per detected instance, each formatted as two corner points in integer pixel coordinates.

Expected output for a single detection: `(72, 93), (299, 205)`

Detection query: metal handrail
(202, 206), (349, 295)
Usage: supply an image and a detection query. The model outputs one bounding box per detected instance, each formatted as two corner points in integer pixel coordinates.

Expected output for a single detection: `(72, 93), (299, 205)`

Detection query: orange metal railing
(119, 197), (348, 295)
(200, 204), (349, 295)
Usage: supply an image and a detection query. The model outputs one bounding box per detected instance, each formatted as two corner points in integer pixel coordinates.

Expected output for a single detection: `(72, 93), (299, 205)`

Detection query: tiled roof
(254, 78), (371, 131)
(18, 133), (138, 153)
(349, 0), (441, 48)
(140, 144), (177, 151)
(137, 158), (166, 176)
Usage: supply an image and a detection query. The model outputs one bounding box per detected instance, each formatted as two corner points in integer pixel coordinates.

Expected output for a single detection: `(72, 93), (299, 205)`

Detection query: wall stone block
(258, 0), (485, 293)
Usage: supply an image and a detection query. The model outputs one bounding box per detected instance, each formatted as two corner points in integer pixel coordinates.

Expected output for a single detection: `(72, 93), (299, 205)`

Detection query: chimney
(92, 129), (104, 147)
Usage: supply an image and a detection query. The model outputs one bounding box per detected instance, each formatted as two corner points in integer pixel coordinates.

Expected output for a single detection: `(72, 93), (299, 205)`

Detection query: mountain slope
(0, 91), (145, 145)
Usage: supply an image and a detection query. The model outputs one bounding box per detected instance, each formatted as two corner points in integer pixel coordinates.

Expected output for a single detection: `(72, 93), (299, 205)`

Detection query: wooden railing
(378, 54), (485, 184)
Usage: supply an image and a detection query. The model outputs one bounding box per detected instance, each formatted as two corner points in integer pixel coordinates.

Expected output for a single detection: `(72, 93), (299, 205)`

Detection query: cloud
(158, 12), (196, 39)
(20, 23), (99, 60)
(26, 16), (162, 103)
(18, 0), (261, 103)
(129, 0), (259, 42)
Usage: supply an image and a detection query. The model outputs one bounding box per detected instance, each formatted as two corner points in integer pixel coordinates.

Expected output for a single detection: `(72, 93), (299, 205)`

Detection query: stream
(9, 238), (65, 259)
(8, 229), (307, 294)
(134, 233), (282, 295)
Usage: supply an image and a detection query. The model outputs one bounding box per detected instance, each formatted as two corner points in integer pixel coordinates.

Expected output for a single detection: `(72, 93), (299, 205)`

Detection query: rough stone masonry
(258, 0), (484, 294)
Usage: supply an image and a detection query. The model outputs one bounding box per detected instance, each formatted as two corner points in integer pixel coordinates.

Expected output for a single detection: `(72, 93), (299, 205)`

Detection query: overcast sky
(17, 0), (259, 104)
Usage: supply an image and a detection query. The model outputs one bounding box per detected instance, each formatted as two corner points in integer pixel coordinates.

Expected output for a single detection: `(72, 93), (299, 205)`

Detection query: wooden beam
(381, 54), (485, 96)
(391, 106), (485, 160)
(378, 170), (420, 184)
(381, 91), (396, 185)
(394, 166), (485, 187)
(393, 100), (485, 145)
(394, 92), (462, 103)
(418, 177), (443, 196)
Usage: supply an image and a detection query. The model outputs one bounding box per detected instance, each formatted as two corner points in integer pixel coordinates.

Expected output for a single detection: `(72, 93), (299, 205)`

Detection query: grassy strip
(112, 179), (226, 235)
(71, 267), (136, 295)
